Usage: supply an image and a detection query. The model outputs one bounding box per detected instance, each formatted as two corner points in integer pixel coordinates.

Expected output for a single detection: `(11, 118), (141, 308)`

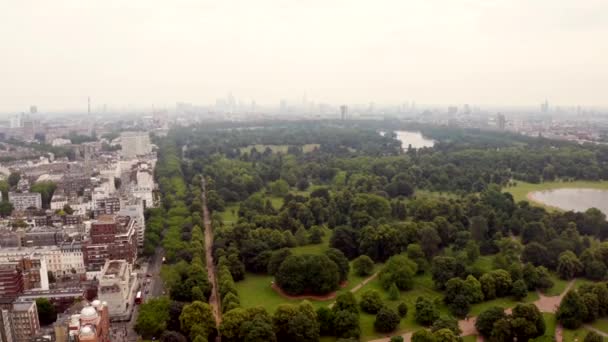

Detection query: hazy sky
(1, 0), (607, 112)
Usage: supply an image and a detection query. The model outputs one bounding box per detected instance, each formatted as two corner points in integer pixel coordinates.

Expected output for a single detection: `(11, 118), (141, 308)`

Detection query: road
(111, 246), (166, 341)
(202, 177), (222, 333)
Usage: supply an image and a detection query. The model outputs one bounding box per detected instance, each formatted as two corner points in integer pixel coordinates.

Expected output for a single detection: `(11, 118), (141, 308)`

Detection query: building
(0, 246), (85, 279)
(118, 198), (145, 248)
(8, 193), (42, 211)
(97, 260), (136, 318)
(497, 113), (506, 130)
(82, 216), (137, 271)
(11, 301), (40, 342)
(340, 105), (348, 121)
(92, 197), (120, 218)
(0, 263), (24, 298)
(120, 132), (151, 159)
(62, 300), (110, 342)
(0, 307), (14, 342)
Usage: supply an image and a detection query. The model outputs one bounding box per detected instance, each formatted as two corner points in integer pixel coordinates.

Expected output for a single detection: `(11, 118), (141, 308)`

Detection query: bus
(135, 291), (143, 305)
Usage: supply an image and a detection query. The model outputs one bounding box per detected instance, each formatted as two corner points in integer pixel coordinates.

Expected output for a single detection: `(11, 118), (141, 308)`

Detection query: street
(110, 245), (165, 341)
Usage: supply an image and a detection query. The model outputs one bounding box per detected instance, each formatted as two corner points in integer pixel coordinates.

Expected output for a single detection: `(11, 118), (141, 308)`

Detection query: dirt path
(327, 272), (379, 309)
(202, 178), (222, 331)
(368, 279), (576, 342)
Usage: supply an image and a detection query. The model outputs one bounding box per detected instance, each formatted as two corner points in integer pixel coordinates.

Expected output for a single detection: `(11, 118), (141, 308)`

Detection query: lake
(528, 188), (608, 214)
(394, 131), (435, 150)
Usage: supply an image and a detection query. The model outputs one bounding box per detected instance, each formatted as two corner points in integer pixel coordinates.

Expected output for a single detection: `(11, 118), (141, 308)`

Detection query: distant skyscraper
(29, 105), (37, 114)
(497, 113), (506, 130)
(280, 99), (287, 114)
(541, 99), (549, 113)
(340, 105), (348, 120)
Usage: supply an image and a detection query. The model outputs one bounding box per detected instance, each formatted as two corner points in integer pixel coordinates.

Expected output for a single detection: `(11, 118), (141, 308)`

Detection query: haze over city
(2, 0), (608, 112)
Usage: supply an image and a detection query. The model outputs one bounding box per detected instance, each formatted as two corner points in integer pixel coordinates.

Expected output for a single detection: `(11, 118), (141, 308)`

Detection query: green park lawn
(469, 291), (539, 316)
(562, 326), (592, 341)
(506, 180), (608, 206)
(543, 273), (570, 296)
(542, 313), (557, 340)
(590, 319), (608, 335)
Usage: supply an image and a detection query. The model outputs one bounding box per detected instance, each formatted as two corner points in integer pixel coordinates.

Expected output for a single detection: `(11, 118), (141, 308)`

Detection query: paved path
(584, 325), (608, 337)
(367, 279), (577, 342)
(202, 178), (222, 333)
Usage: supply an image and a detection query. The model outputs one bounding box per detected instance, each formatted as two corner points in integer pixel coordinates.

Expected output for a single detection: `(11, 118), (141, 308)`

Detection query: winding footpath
(369, 279), (577, 342)
(328, 272), (379, 309)
(202, 178), (222, 337)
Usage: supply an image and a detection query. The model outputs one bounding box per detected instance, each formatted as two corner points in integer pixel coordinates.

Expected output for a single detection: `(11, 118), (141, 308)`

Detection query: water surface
(528, 188), (608, 214)
(394, 131), (435, 150)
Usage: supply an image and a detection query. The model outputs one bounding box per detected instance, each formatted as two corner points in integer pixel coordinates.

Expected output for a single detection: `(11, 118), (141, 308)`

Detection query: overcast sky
(1, 0), (607, 112)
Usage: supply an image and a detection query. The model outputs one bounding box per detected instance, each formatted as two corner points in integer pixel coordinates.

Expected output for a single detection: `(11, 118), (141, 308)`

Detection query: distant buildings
(340, 105), (348, 121)
(8, 192), (42, 211)
(497, 113), (506, 130)
(120, 132), (151, 159)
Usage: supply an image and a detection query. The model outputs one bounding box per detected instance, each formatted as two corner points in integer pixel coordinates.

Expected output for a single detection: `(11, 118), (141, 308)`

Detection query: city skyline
(1, 0), (608, 112)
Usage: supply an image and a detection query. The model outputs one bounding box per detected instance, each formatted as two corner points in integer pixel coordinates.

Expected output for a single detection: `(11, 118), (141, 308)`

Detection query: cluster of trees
(475, 304), (545, 341)
(556, 283), (608, 329)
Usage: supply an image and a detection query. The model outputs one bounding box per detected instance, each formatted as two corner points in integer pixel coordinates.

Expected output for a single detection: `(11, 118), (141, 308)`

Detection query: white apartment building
(97, 260), (137, 318)
(120, 132), (151, 159)
(118, 199), (145, 248)
(8, 192), (42, 211)
(0, 245), (85, 279)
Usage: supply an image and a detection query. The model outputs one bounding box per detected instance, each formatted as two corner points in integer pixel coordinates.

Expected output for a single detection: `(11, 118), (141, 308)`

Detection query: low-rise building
(8, 192), (42, 211)
(61, 300), (110, 342)
(11, 301), (40, 342)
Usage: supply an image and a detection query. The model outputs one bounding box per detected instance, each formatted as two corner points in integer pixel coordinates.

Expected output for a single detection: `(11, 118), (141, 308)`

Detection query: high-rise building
(82, 216), (137, 271)
(497, 113), (506, 130)
(541, 99), (549, 113)
(340, 105), (348, 121)
(120, 132), (151, 159)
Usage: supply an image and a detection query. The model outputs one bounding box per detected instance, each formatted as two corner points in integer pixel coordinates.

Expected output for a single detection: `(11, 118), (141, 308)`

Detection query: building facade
(8, 193), (42, 211)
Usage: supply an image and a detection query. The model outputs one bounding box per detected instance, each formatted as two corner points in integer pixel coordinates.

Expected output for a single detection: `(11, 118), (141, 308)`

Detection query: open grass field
(469, 291), (539, 316)
(562, 326), (592, 341)
(590, 318), (608, 335)
(239, 143), (320, 154)
(505, 180), (608, 206)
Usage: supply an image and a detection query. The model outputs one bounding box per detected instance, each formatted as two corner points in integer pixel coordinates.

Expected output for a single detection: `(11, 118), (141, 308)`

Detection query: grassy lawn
(472, 255), (494, 273)
(590, 319), (608, 335)
(562, 326), (591, 341)
(414, 189), (459, 200)
(542, 313), (557, 339)
(543, 273), (570, 296)
(462, 335), (477, 342)
(505, 180), (608, 206)
(469, 291), (539, 316)
(354, 273), (448, 340)
(290, 226), (332, 255)
(218, 203), (239, 224)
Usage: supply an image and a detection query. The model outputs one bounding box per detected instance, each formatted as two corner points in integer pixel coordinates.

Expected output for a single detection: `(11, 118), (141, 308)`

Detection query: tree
(448, 294), (470, 318)
(391, 337), (404, 342)
(35, 298), (57, 325)
(333, 310), (360, 339)
(360, 290), (384, 314)
(316, 307), (334, 336)
(582, 293), (600, 322)
(388, 283), (400, 301)
(419, 226), (442, 259)
(275, 254), (340, 295)
(479, 273), (496, 300)
(511, 279), (528, 300)
(0, 201), (13, 217)
(522, 242), (551, 267)
(463, 275), (484, 304)
(309, 226), (324, 244)
(160, 331), (188, 342)
(353, 255), (374, 276)
(511, 303), (545, 340)
(430, 316), (461, 335)
(557, 251), (583, 280)
(270, 179), (289, 197)
(397, 302), (408, 317)
(475, 307), (506, 337)
(557, 290), (588, 329)
(63, 204), (74, 215)
(220, 308), (248, 342)
(295, 226), (309, 246)
(268, 248), (292, 275)
(414, 296), (439, 326)
(30, 181), (57, 208)
(8, 172), (20, 187)
(431, 256), (463, 290)
(374, 306), (400, 333)
(330, 226), (360, 259)
(379, 254), (417, 290)
(180, 301), (216, 341)
(407, 244), (428, 273)
(411, 329), (437, 342)
(470, 216), (488, 242)
(241, 314), (276, 342)
(325, 248), (350, 283)
(333, 292), (358, 314)
(433, 329), (459, 342)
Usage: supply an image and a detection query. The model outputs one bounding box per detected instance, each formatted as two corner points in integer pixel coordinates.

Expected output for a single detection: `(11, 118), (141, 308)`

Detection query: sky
(1, 0), (607, 112)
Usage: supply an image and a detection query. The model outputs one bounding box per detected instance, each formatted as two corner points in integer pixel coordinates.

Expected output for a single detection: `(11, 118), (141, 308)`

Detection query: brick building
(82, 216), (136, 271)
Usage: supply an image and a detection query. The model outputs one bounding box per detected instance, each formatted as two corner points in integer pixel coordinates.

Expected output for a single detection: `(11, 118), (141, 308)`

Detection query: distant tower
(340, 105), (348, 121)
(540, 99), (549, 113)
(88, 97), (91, 115)
(497, 113), (506, 130)
(29, 105), (37, 114)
